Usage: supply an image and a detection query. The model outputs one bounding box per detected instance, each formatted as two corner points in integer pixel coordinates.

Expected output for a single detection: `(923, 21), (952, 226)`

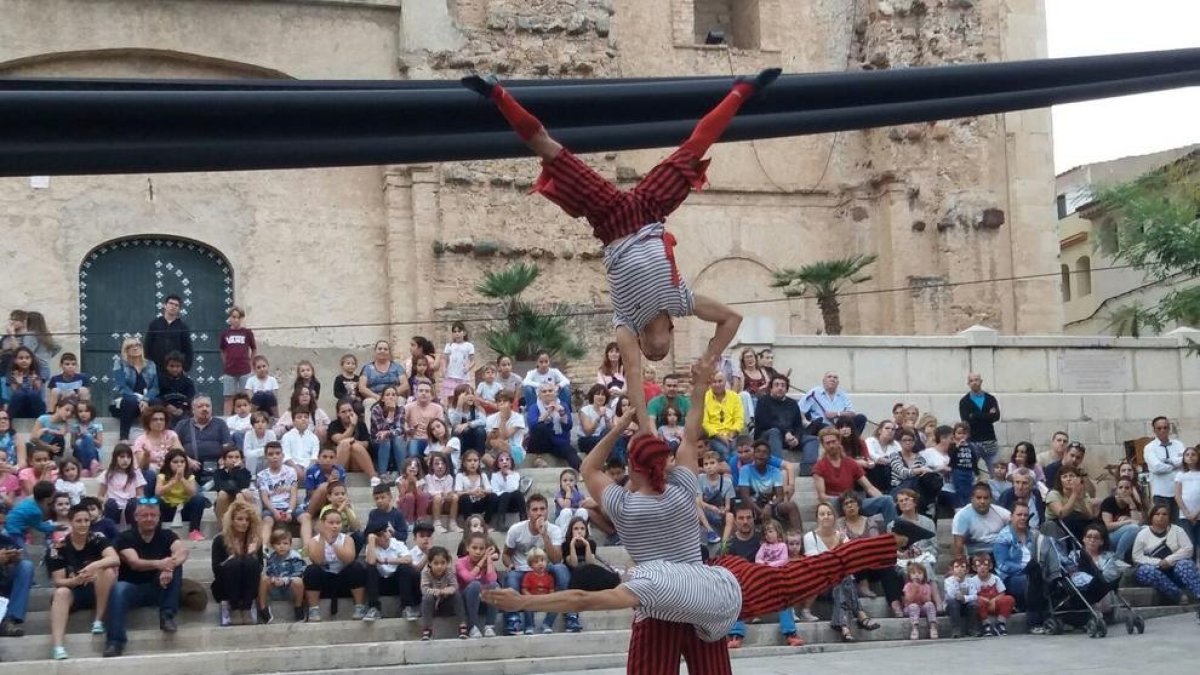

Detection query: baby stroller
(1039, 522), (1146, 638)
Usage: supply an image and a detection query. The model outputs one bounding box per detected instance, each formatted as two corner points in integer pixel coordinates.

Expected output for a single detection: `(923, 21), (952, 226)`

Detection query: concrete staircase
(2, 418), (1194, 671)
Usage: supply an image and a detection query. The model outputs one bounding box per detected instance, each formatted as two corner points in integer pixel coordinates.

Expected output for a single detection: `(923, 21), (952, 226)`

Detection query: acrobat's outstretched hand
(735, 67), (782, 94)
(460, 74), (500, 99)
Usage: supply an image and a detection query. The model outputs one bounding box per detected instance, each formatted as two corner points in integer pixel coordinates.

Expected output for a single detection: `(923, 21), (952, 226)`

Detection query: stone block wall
(759, 325), (1200, 477)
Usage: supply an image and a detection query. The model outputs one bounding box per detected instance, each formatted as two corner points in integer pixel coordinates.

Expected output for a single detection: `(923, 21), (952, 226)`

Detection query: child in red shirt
(520, 548), (557, 634)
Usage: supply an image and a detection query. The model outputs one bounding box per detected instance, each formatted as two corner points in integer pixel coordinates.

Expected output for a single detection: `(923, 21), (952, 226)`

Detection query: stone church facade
(0, 0), (1059, 381)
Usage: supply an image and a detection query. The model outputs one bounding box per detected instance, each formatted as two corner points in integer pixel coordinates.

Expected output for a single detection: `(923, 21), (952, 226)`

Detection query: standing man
(753, 374), (818, 472)
(646, 372), (690, 426)
(104, 498), (188, 657)
(145, 295), (193, 373)
(1145, 416), (1184, 520)
(702, 374), (743, 460)
(1037, 430), (1070, 468)
(959, 373), (1001, 475)
(800, 372), (867, 435)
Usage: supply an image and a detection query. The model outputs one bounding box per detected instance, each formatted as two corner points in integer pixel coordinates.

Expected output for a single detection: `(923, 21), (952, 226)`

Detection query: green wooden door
(80, 237), (233, 413)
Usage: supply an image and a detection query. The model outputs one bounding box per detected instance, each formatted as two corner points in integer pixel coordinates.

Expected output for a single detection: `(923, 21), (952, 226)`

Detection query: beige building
(1057, 144), (1199, 335)
(0, 0), (1060, 404)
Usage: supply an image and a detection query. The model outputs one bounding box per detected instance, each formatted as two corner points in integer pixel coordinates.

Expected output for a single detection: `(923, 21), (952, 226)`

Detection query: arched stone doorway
(80, 237), (233, 412)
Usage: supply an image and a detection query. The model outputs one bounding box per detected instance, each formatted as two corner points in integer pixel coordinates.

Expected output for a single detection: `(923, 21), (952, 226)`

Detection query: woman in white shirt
(1173, 447), (1200, 551)
(864, 421), (900, 493)
(489, 450), (527, 529)
(801, 502), (878, 641)
(1131, 504), (1200, 606)
(521, 351), (571, 409)
(577, 384), (614, 455)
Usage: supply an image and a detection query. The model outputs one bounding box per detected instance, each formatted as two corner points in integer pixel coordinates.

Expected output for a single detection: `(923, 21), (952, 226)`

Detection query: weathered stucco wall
(0, 0), (1062, 384)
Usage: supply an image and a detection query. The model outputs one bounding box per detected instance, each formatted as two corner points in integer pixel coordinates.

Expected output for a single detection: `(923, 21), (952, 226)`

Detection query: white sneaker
(469, 626), (483, 639)
(369, 476), (382, 487)
(483, 626), (496, 638)
(799, 609), (819, 623)
(541, 626), (554, 634)
(449, 522), (462, 533)
(434, 522), (447, 534)
(403, 606), (420, 622)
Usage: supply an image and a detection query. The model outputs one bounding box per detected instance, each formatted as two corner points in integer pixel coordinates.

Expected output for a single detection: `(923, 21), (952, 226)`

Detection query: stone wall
(758, 325), (1200, 477)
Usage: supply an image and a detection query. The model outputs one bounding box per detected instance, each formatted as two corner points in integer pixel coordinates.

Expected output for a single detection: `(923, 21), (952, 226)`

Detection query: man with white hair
(800, 372), (867, 435)
(997, 468), (1046, 530)
(175, 395), (231, 472)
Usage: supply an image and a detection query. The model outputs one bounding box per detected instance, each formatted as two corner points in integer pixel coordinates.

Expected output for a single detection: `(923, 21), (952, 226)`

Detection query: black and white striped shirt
(603, 223), (694, 333)
(623, 560), (741, 641)
(603, 466), (703, 565)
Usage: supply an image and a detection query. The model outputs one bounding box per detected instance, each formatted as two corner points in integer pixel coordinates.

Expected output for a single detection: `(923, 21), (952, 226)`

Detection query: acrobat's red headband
(627, 435), (670, 492)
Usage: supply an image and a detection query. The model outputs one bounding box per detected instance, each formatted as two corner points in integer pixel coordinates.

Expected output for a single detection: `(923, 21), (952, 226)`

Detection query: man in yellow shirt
(702, 374), (743, 461)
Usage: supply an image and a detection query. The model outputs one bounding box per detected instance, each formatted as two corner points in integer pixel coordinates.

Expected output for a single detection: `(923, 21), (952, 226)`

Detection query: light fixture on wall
(705, 29), (726, 45)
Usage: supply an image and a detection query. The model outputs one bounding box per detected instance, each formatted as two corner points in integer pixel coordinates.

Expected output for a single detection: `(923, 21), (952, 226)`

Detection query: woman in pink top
(131, 405), (182, 486)
(457, 531), (500, 638)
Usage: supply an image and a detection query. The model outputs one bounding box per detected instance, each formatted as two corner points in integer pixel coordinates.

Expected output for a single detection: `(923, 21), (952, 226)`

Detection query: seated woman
(864, 421), (900, 494)
(577, 385), (613, 455)
(837, 491), (904, 616)
(732, 348), (766, 427)
(131, 405), (183, 488)
(525, 382), (579, 469)
(274, 387), (331, 444)
(46, 503), (120, 661)
(1045, 467), (1097, 541)
(1100, 476), (1144, 562)
(1131, 504), (1200, 611)
(110, 338), (159, 440)
(889, 489), (941, 608)
(327, 398), (380, 487)
(1008, 441), (1046, 488)
(4, 346), (47, 420)
(211, 500), (263, 626)
(596, 341), (626, 404)
(357, 340), (409, 411)
(303, 507), (368, 622)
(1065, 523), (1121, 620)
(369, 385), (406, 478)
(447, 384), (487, 455)
(801, 501), (880, 642)
(521, 351), (571, 409)
(888, 429), (941, 515)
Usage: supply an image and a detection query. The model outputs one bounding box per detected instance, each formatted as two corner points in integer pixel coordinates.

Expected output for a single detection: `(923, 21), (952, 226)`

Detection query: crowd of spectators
(1, 302), (1198, 661)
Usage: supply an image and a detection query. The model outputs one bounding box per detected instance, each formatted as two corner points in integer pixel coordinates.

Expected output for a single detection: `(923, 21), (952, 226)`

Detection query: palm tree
(770, 254), (878, 335)
(475, 262), (585, 362)
(1104, 303), (1157, 337)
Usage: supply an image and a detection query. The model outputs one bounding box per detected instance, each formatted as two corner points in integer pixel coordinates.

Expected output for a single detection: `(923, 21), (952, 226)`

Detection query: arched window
(1060, 264), (1072, 302)
(1076, 256), (1092, 297)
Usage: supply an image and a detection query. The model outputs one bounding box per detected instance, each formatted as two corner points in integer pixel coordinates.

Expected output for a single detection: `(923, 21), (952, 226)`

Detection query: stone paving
(549, 613), (1200, 675)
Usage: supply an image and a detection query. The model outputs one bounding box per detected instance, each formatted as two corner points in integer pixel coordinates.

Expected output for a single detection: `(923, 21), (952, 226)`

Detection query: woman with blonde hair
(211, 499), (264, 626)
(111, 336), (160, 440)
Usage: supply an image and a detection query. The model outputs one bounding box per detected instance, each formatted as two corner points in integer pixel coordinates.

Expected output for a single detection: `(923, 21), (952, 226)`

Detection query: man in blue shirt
(727, 437), (794, 499)
(0, 501), (36, 637)
(799, 372), (867, 435)
(736, 441), (803, 532)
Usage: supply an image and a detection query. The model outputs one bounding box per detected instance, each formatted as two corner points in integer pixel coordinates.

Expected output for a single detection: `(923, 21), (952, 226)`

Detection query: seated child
(988, 461), (1009, 501)
(0, 449), (19, 507)
(246, 355), (280, 418)
(159, 352), (196, 424)
(3, 480), (61, 544)
(214, 446), (255, 523)
(365, 484), (409, 543)
(78, 496), (119, 541)
(46, 352), (91, 410)
(55, 457), (86, 506)
(903, 561), (937, 640)
(972, 553), (1014, 636)
(363, 521), (419, 622)
(943, 557), (979, 639)
(519, 547), (557, 635)
(419, 546), (468, 641)
(258, 528), (307, 623)
(70, 402), (104, 477)
(226, 393), (254, 449)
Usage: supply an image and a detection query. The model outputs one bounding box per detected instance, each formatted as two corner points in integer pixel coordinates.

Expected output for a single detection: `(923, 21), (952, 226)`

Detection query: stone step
(1, 605), (1189, 669)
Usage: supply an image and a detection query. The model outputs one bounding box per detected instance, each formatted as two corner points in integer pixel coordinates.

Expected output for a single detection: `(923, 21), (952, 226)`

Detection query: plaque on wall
(1058, 351), (1132, 392)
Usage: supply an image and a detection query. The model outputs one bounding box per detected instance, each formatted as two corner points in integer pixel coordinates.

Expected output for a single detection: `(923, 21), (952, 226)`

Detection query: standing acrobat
(462, 69), (781, 425)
